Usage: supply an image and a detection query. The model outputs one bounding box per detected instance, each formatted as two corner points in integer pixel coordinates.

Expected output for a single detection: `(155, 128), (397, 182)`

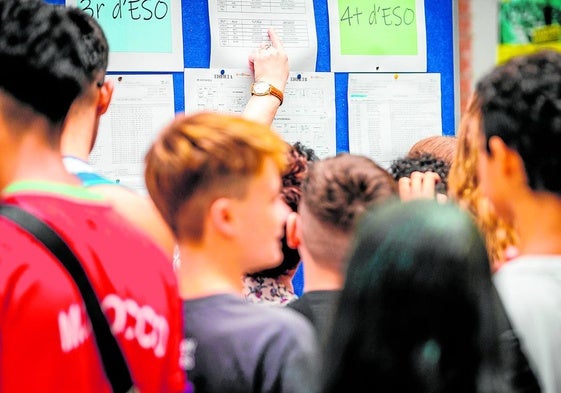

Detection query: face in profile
(233, 157), (290, 273)
(476, 129), (513, 223)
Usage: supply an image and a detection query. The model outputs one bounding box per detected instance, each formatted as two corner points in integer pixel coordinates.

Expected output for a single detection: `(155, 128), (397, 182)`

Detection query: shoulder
(90, 185), (155, 222)
(286, 296), (308, 313)
(0, 216), (57, 285)
(256, 303), (317, 341)
(89, 185), (175, 257)
(495, 256), (561, 288)
(77, 172), (118, 187)
(186, 295), (316, 340)
(2, 195), (173, 281)
(63, 157), (116, 187)
(494, 256), (561, 323)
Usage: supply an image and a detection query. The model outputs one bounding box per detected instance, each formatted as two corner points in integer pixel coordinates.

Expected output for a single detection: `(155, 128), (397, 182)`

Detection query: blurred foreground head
(322, 200), (499, 393)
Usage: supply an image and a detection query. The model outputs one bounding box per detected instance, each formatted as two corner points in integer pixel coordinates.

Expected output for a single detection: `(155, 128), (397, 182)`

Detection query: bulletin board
(46, 0), (457, 296)
(48, 0), (457, 149)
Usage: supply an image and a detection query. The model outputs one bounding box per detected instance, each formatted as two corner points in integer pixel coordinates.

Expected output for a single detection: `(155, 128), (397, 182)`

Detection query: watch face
(253, 81), (270, 94)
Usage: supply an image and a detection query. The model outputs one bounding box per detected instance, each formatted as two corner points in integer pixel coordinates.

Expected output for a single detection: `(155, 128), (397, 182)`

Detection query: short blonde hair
(145, 111), (288, 241)
(448, 95), (518, 270)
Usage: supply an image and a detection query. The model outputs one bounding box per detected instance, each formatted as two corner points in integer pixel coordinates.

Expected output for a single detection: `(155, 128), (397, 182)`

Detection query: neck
(276, 272), (295, 291)
(2, 132), (80, 191)
(300, 250), (344, 292)
(514, 191), (561, 255)
(60, 105), (98, 161)
(177, 241), (244, 300)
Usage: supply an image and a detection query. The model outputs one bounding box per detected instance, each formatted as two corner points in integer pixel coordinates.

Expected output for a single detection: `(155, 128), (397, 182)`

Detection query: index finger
(268, 27), (284, 50)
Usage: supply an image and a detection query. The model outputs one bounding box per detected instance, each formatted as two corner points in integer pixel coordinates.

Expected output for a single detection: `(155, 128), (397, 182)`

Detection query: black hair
(0, 0), (91, 123)
(389, 152), (451, 194)
(64, 6), (109, 81)
(321, 200), (502, 393)
(476, 49), (561, 194)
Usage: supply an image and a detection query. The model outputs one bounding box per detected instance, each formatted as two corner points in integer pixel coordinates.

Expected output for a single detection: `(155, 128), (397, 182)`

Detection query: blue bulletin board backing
(48, 0), (456, 145)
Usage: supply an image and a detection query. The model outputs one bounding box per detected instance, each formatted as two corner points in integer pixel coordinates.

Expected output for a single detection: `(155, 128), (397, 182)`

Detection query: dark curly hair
(476, 49), (561, 194)
(248, 141), (318, 279)
(389, 152), (451, 194)
(281, 141), (319, 211)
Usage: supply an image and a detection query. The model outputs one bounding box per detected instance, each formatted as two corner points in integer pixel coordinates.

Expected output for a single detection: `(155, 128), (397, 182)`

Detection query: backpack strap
(0, 204), (136, 393)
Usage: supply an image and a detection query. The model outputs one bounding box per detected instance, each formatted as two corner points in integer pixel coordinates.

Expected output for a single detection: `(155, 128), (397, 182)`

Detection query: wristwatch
(250, 81), (283, 106)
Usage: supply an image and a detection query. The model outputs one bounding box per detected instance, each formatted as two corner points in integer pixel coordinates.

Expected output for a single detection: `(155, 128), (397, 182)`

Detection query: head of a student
(246, 141), (318, 278)
(61, 5), (112, 153)
(448, 94), (518, 269)
(145, 112), (290, 272)
(389, 152), (451, 194)
(476, 50), (561, 221)
(294, 153), (398, 273)
(408, 135), (458, 164)
(0, 0), (89, 183)
(321, 200), (498, 393)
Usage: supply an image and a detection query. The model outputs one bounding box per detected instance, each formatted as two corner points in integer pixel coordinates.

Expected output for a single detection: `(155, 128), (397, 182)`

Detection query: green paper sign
(338, 0), (418, 55)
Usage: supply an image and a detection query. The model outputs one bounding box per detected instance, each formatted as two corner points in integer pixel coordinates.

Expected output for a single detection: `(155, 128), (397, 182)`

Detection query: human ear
(209, 197), (236, 238)
(97, 79), (114, 115)
(285, 211), (300, 249)
(488, 136), (527, 183)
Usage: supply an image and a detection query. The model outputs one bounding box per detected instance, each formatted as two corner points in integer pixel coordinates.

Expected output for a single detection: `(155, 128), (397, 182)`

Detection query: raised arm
(243, 28), (289, 125)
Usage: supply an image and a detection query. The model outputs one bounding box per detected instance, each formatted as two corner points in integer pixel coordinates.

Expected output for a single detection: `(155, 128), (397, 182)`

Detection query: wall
(458, 0), (499, 114)
(472, 0), (499, 88)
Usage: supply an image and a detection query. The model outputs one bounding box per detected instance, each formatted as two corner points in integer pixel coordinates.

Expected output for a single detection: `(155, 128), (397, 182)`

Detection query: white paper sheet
(184, 68), (336, 158)
(348, 73), (442, 168)
(89, 74), (175, 193)
(328, 0), (427, 72)
(208, 0), (318, 71)
(66, 0), (184, 71)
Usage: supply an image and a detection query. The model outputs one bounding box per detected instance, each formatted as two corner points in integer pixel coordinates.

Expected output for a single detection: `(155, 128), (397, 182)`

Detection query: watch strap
(251, 82), (283, 106)
(267, 84), (283, 106)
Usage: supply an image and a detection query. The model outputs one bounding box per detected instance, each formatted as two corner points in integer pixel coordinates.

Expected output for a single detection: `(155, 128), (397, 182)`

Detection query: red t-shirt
(0, 182), (186, 393)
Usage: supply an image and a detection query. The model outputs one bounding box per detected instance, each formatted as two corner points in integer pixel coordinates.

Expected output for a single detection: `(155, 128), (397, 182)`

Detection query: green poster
(338, 0), (418, 55)
(499, 0), (561, 63)
(501, 0), (561, 43)
(77, 0), (172, 53)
